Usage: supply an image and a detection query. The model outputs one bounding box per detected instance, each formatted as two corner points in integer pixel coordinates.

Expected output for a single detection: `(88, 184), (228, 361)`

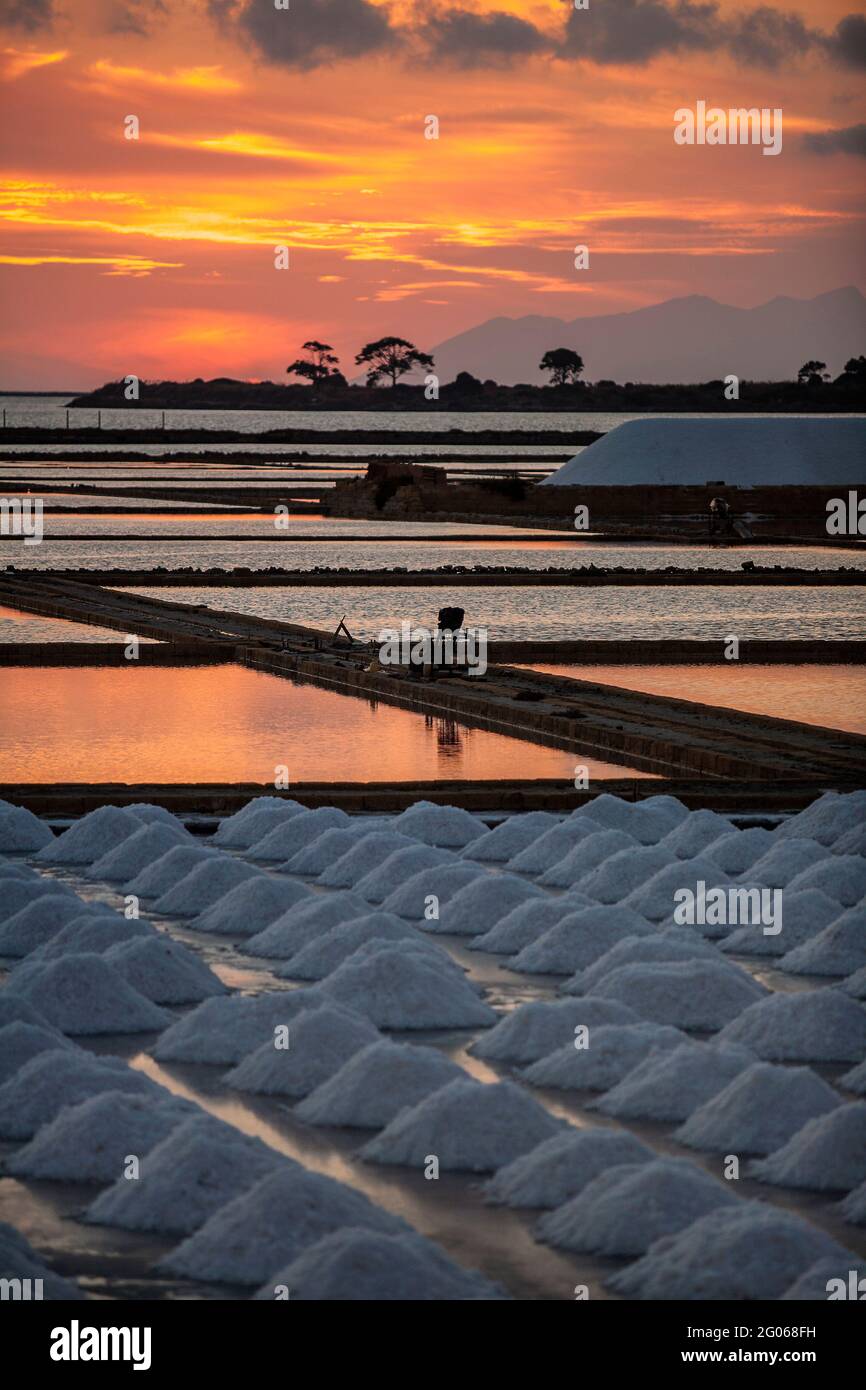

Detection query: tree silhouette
(540, 348), (584, 386)
(287, 341), (340, 385)
(841, 355), (866, 382)
(355, 336), (434, 387)
(797, 360), (830, 385)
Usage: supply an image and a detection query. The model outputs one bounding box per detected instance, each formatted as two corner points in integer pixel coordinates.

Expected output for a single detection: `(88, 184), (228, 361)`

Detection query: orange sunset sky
(0, 0), (864, 388)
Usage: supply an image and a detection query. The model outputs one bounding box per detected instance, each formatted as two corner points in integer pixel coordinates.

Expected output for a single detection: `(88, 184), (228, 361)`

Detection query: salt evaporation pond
(0, 603), (158, 644)
(0, 665), (647, 783)
(113, 585), (866, 642)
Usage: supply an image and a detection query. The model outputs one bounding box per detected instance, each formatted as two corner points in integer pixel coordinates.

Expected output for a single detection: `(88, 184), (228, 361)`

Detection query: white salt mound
(0, 877), (77, 925)
(244, 891), (368, 958)
(381, 862), (486, 920)
(212, 799), (303, 849)
(719, 989), (866, 1062)
(844, 965), (866, 998)
(317, 831), (415, 889)
(0, 1049), (162, 1139)
(282, 825), (370, 875)
(226, 1003), (379, 1097)
(0, 894), (89, 957)
(423, 872), (542, 937)
(189, 873), (310, 936)
(0, 1021), (78, 1085)
(470, 996), (638, 1064)
(125, 843), (219, 898)
(744, 837), (828, 889)
(782, 1257), (866, 1299)
(21, 911), (154, 963)
(152, 990), (319, 1065)
(659, 809), (733, 860)
(158, 1163), (409, 1285)
(538, 829), (637, 889)
(152, 855), (262, 916)
(390, 801), (484, 849)
(592, 1041), (756, 1123)
(509, 905), (655, 976)
(0, 805), (54, 852)
(749, 1103), (866, 1192)
(248, 805), (349, 861)
(0, 1220), (84, 1300)
(354, 845), (455, 904)
(839, 1179), (866, 1225)
(570, 793), (636, 834)
(579, 845), (676, 904)
(315, 935), (470, 986)
(123, 803), (189, 832)
(255, 1228), (503, 1301)
(0, 859), (36, 878)
(105, 936), (226, 1004)
(296, 1038), (463, 1129)
(85, 1113), (284, 1234)
(459, 812), (559, 864)
(565, 930), (725, 995)
(720, 888), (841, 958)
(786, 854), (866, 905)
(6, 952), (171, 1034)
(278, 912), (428, 981)
(537, 1157), (737, 1257)
(522, 1022), (685, 1092)
(0, 995), (58, 1032)
(484, 1127), (654, 1210)
(7, 1090), (194, 1183)
(318, 942), (496, 1029)
(621, 857), (733, 925)
(507, 817), (600, 875)
(831, 824), (866, 858)
(779, 907), (866, 977)
(839, 1058), (866, 1094)
(775, 791), (866, 847)
(590, 958), (766, 1030)
(705, 826), (775, 875)
(87, 822), (188, 883)
(470, 893), (593, 955)
(675, 1062), (842, 1155)
(34, 805), (143, 866)
(608, 1201), (857, 1300)
(360, 1078), (562, 1172)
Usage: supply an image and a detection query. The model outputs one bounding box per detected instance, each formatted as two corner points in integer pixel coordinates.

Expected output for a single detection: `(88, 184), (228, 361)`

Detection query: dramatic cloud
(104, 0), (168, 37)
(217, 0), (395, 70)
(804, 124), (866, 158)
(0, 0), (54, 30)
(559, 0), (719, 65)
(417, 8), (550, 68)
(825, 14), (866, 70)
(725, 7), (816, 69)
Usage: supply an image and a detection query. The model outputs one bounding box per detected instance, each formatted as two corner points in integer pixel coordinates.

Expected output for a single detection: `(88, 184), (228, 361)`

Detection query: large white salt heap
(538, 829), (636, 890)
(608, 1202), (857, 1300)
(85, 1113), (285, 1234)
(88, 822), (189, 883)
(621, 858), (734, 925)
(255, 1228), (503, 1301)
(152, 990), (317, 1065)
(277, 912), (434, 981)
(225, 1003), (379, 1098)
(705, 827), (774, 875)
(158, 1164), (411, 1285)
(249, 806), (349, 861)
(0, 893), (90, 957)
(283, 826), (371, 876)
(507, 818), (600, 875)
(523, 1022), (685, 1092)
(779, 907), (866, 977)
(786, 855), (866, 905)
(213, 798), (304, 849)
(675, 1062), (842, 1155)
(0, 1021), (77, 1085)
(470, 997), (637, 1065)
(189, 873), (310, 936)
(0, 1221), (84, 1300)
(839, 1179), (866, 1226)
(749, 1103), (866, 1192)
(508, 905), (655, 976)
(34, 805), (143, 866)
(318, 942), (496, 1029)
(390, 801), (484, 849)
(592, 1041), (756, 1123)
(6, 1090), (194, 1184)
(470, 894), (593, 955)
(422, 873), (542, 937)
(718, 989), (866, 1062)
(244, 891), (368, 959)
(565, 930), (724, 995)
(774, 791), (866, 847)
(460, 812), (559, 864)
(0, 1049), (163, 1139)
(152, 856), (263, 917)
(124, 843), (219, 898)
(537, 1157), (738, 1257)
(6, 952), (171, 1034)
(360, 1078), (563, 1172)
(381, 863), (487, 920)
(658, 810), (733, 860)
(590, 958), (766, 1030)
(744, 838), (828, 889)
(542, 417), (866, 487)
(0, 805), (54, 852)
(296, 1038), (465, 1129)
(23, 911), (154, 963)
(484, 1127), (654, 1210)
(104, 936), (226, 1004)
(0, 878), (78, 925)
(720, 888), (840, 958)
(317, 831), (416, 889)
(578, 845), (676, 903)
(354, 845), (455, 904)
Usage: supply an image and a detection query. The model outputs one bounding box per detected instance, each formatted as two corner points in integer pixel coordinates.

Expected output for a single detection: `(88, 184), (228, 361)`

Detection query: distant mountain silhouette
(429, 287), (866, 386)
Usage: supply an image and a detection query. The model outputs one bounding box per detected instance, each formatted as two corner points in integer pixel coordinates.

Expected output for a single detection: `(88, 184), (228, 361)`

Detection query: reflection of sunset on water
(0, 665), (653, 783)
